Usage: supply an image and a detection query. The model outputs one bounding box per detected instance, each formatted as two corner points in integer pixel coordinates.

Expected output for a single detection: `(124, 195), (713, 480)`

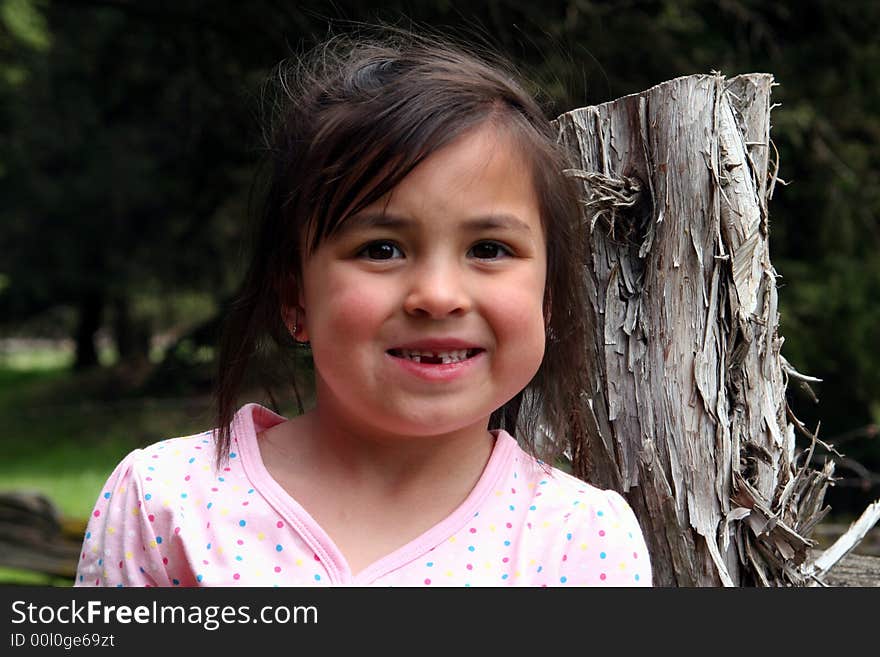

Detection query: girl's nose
(403, 260), (472, 319)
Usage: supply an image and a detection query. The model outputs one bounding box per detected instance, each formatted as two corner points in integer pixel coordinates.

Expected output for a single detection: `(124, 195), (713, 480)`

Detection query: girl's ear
(281, 273), (309, 343)
(282, 304), (309, 343)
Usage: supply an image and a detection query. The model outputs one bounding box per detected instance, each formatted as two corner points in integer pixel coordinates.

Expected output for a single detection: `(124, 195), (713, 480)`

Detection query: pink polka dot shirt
(75, 403), (652, 587)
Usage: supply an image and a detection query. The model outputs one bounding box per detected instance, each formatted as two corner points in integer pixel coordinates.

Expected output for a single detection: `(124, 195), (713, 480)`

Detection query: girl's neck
(299, 404), (496, 494)
(256, 403), (497, 576)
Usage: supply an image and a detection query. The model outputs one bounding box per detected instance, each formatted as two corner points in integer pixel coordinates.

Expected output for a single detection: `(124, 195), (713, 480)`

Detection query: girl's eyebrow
(341, 211), (534, 234)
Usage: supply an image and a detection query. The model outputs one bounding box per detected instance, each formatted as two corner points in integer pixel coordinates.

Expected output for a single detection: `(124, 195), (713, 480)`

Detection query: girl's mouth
(386, 348), (483, 364)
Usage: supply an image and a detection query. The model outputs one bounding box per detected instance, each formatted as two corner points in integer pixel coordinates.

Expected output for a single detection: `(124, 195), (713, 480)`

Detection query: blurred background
(1, 0), (878, 583)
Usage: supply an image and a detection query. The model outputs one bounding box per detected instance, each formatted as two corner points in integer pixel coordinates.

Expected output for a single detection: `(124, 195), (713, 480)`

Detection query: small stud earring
(289, 308), (307, 345)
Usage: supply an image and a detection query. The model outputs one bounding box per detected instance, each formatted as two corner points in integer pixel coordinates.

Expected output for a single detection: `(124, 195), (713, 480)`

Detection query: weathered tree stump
(555, 73), (877, 586)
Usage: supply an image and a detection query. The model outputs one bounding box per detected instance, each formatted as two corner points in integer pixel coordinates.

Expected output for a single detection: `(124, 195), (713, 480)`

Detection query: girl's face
(295, 123), (547, 441)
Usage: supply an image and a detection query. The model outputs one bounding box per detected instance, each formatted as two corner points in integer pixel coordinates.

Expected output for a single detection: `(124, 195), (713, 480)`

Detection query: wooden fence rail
(0, 491), (84, 583)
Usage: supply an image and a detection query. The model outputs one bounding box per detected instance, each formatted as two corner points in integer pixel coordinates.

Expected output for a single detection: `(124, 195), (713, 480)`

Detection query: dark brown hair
(213, 28), (590, 471)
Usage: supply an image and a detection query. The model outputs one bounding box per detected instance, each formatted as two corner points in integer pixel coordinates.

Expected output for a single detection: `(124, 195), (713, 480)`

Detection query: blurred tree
(1, 0), (271, 369)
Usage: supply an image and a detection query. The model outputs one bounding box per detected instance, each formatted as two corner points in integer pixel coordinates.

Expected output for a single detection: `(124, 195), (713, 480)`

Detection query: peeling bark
(555, 73), (877, 586)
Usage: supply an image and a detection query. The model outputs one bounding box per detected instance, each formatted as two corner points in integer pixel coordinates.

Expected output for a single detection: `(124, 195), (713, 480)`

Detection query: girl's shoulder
(502, 435), (638, 522)
(118, 402), (282, 476)
(119, 430), (218, 476)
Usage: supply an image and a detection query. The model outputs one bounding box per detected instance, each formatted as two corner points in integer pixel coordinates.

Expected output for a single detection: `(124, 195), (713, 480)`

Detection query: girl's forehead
(366, 125), (536, 207)
(305, 121), (551, 251)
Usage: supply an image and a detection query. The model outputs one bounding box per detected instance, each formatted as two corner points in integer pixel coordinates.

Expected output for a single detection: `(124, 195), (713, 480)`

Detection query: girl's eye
(358, 241), (403, 260)
(469, 241), (511, 260)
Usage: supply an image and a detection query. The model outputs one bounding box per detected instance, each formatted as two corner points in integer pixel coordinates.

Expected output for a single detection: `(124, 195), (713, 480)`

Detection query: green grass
(0, 347), (215, 519)
(0, 566), (72, 586)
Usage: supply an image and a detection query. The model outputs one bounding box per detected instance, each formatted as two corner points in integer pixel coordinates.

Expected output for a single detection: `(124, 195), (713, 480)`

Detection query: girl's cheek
(319, 281), (391, 335)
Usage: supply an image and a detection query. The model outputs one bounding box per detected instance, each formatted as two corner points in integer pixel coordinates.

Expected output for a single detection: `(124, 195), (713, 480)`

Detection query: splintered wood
(554, 73), (875, 586)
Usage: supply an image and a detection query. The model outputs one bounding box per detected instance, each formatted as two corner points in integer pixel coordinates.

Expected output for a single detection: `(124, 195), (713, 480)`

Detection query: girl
(75, 30), (652, 587)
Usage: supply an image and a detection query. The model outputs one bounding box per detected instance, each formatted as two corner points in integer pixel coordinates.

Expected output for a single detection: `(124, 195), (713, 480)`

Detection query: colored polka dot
(560, 576), (567, 583)
(529, 505), (537, 510)
(277, 521), (284, 528)
(197, 574), (203, 582)
(93, 510), (101, 518)
(566, 532), (572, 540)
(276, 544), (283, 552)
(188, 457), (195, 464)
(424, 579), (431, 585)
(239, 520), (246, 527)
(172, 579), (180, 586)
(103, 492), (111, 499)
(468, 546), (475, 552)
(237, 539), (243, 545)
(597, 510), (604, 516)
(275, 566), (281, 573)
(426, 562), (434, 567)
(600, 552), (606, 559)
(635, 574), (641, 582)
(599, 530), (606, 537)
(233, 573), (240, 580)
(469, 528), (477, 533)
(144, 494), (151, 500)
(230, 453), (237, 458)
(314, 574), (321, 581)
(503, 540), (510, 546)
(600, 573), (607, 580)
(156, 536), (163, 544)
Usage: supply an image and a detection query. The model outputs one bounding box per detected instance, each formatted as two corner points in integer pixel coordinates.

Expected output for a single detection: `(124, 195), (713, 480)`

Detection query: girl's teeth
(399, 349), (470, 363)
